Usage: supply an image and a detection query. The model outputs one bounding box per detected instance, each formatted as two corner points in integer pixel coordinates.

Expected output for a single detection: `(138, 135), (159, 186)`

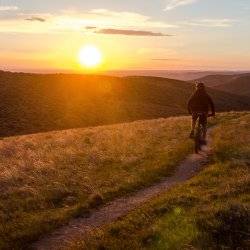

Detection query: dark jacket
(187, 89), (215, 114)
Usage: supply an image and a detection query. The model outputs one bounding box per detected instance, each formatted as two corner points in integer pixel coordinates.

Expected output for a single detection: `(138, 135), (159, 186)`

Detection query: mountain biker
(188, 82), (215, 142)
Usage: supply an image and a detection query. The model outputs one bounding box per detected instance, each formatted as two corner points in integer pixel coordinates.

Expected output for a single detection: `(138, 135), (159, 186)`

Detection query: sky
(0, 0), (250, 72)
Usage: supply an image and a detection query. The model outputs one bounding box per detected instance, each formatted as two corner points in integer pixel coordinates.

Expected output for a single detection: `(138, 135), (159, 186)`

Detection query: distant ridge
(3, 69), (247, 81)
(215, 75), (250, 97)
(104, 70), (243, 81)
(0, 70), (249, 137)
(194, 73), (250, 96)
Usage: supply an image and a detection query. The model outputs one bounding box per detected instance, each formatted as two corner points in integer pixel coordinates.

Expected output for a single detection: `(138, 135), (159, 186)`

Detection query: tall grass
(70, 112), (250, 250)
(0, 116), (192, 248)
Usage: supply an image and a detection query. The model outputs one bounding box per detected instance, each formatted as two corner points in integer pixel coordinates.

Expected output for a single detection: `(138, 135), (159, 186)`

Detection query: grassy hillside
(215, 75), (250, 97)
(195, 73), (250, 97)
(74, 112), (250, 250)
(0, 116), (194, 249)
(193, 74), (241, 87)
(0, 70), (250, 137)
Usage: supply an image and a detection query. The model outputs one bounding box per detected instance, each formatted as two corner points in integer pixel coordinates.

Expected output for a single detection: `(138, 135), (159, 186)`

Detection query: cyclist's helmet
(196, 82), (205, 89)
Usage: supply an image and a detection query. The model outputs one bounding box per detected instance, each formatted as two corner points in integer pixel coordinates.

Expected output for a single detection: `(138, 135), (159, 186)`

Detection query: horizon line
(1, 68), (250, 75)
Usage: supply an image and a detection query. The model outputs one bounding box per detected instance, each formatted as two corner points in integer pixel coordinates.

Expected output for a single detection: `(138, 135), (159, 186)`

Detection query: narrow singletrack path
(32, 134), (213, 250)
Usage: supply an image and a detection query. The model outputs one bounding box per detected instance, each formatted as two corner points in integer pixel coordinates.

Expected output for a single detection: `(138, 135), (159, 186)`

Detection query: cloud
(85, 26), (97, 29)
(95, 29), (172, 36)
(0, 5), (19, 11)
(87, 9), (177, 28)
(0, 9), (177, 34)
(25, 17), (46, 22)
(165, 0), (198, 10)
(183, 19), (235, 27)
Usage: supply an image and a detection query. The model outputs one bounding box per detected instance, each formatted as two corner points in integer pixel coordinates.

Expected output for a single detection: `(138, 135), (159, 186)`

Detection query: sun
(79, 45), (102, 68)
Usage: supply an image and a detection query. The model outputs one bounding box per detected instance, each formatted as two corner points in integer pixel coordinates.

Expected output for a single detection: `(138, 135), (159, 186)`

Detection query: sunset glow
(79, 46), (102, 68)
(0, 1), (250, 72)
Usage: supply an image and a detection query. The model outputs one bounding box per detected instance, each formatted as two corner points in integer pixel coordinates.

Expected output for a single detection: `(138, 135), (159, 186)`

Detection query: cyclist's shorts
(192, 112), (207, 126)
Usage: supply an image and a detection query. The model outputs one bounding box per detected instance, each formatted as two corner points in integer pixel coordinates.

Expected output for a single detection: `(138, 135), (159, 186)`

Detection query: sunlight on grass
(70, 112), (249, 250)
(0, 116), (192, 248)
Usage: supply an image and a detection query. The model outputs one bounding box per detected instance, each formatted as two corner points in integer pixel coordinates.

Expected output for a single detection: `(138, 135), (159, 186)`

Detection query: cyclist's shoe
(189, 131), (195, 139)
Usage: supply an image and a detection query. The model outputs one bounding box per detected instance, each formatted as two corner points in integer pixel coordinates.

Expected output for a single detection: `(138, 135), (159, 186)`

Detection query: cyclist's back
(188, 86), (215, 114)
(188, 82), (215, 140)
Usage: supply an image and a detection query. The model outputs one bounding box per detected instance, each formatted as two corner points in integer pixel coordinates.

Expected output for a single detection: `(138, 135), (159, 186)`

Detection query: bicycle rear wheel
(194, 124), (202, 153)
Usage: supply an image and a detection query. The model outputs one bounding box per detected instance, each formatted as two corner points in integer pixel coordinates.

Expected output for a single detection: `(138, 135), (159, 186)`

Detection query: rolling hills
(193, 74), (240, 87)
(215, 75), (250, 96)
(194, 73), (250, 96)
(0, 70), (250, 137)
(106, 70), (240, 81)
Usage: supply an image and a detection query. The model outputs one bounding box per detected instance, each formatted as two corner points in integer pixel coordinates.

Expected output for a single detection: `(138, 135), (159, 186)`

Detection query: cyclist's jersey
(188, 89), (215, 114)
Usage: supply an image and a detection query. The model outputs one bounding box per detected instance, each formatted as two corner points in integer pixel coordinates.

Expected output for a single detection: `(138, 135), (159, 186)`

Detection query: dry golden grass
(68, 112), (250, 250)
(0, 116), (192, 248)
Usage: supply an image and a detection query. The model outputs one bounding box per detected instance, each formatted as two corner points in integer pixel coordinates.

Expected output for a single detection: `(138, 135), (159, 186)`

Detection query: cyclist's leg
(201, 114), (208, 140)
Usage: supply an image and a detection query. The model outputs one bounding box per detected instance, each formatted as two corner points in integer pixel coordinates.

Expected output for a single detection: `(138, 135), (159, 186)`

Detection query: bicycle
(194, 112), (212, 153)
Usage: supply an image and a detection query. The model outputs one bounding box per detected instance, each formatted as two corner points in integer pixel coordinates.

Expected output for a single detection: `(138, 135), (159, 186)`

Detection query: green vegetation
(0, 116), (194, 249)
(0, 111), (249, 249)
(69, 112), (250, 250)
(0, 70), (249, 137)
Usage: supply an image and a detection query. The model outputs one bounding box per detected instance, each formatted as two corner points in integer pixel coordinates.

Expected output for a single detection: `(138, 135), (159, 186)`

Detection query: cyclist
(188, 82), (215, 142)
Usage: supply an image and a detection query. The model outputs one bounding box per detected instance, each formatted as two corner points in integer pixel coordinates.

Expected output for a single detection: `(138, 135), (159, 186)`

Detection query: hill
(105, 70), (241, 81)
(192, 74), (241, 87)
(0, 112), (249, 249)
(69, 112), (250, 250)
(215, 75), (250, 97)
(0, 70), (250, 137)
(194, 73), (250, 96)
(0, 115), (193, 248)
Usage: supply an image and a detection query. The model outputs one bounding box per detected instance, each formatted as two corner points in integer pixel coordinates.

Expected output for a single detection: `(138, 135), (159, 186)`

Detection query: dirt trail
(31, 136), (212, 250)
